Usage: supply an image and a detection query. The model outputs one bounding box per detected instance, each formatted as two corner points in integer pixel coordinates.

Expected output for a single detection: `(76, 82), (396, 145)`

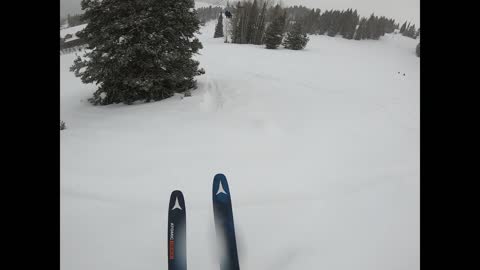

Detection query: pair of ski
(168, 173), (240, 270)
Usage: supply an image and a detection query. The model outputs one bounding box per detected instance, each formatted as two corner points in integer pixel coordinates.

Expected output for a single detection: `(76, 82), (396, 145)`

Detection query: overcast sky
(60, 0), (419, 25)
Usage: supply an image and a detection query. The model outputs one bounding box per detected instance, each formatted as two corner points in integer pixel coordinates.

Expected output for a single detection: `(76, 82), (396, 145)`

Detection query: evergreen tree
(326, 10), (339, 37)
(341, 9), (358, 39)
(238, 8), (248, 44)
(366, 14), (380, 39)
(303, 8), (316, 34)
(214, 14), (224, 38)
(234, 1), (251, 44)
(409, 24), (416, 38)
(402, 23), (416, 38)
(269, 4), (283, 21)
(253, 2), (267, 44)
(246, 0), (259, 43)
(231, 2), (242, 43)
(354, 18), (367, 40)
(317, 10), (330, 35)
(280, 10), (288, 32)
(265, 9), (286, 49)
(400, 21), (407, 33)
(416, 42), (420, 57)
(283, 21), (309, 50)
(71, 0), (204, 105)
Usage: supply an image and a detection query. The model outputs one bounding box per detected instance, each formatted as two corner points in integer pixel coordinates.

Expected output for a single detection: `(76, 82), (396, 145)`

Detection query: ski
(168, 190), (187, 270)
(212, 173), (240, 270)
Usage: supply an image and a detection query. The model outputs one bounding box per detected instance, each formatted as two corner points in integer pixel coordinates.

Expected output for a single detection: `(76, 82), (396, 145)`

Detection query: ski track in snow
(61, 20), (419, 270)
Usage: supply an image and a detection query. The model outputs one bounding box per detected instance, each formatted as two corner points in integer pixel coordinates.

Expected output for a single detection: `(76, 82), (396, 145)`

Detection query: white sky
(60, 0), (419, 25)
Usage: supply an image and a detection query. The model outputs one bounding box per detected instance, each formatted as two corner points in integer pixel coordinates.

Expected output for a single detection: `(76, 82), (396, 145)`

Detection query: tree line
(399, 21), (419, 39)
(212, 0), (419, 49)
(196, 6), (224, 24)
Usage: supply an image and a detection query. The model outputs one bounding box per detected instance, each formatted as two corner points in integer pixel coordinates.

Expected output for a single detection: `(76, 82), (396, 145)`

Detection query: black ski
(212, 173), (240, 270)
(168, 190), (187, 270)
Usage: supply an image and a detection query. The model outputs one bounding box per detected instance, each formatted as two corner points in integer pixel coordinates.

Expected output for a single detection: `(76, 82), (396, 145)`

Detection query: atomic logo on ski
(171, 197), (183, 210)
(216, 181), (228, 195)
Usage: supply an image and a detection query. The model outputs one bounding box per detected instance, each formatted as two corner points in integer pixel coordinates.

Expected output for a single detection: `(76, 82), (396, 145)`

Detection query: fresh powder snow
(61, 20), (419, 270)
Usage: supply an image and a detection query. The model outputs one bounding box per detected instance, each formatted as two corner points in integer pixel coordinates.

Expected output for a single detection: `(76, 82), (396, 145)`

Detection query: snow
(60, 23), (87, 39)
(61, 20), (419, 270)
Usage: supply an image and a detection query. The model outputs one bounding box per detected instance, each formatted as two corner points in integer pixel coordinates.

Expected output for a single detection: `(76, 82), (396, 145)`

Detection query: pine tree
(214, 14), (224, 38)
(365, 14), (381, 40)
(303, 8), (316, 34)
(71, 0), (204, 105)
(416, 43), (420, 57)
(317, 10), (330, 35)
(235, 1), (250, 44)
(238, 9), (248, 43)
(327, 10), (342, 37)
(409, 24), (416, 38)
(283, 21), (309, 50)
(231, 2), (242, 43)
(400, 21), (407, 33)
(246, 0), (259, 43)
(402, 23), (416, 38)
(253, 2), (267, 44)
(264, 9), (286, 49)
(341, 9), (357, 39)
(269, 4), (283, 21)
(354, 18), (367, 40)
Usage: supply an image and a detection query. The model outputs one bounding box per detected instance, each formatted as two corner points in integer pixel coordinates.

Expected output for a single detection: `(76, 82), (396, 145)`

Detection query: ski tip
(213, 173), (230, 197)
(214, 173), (227, 181)
(170, 190), (184, 198)
(169, 190), (185, 211)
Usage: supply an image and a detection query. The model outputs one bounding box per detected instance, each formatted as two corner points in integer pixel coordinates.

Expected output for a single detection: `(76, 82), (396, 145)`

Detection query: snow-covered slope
(61, 21), (419, 270)
(60, 23), (87, 41)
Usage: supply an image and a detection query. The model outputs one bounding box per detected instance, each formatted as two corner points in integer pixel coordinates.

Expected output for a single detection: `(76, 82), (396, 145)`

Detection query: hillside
(61, 20), (419, 270)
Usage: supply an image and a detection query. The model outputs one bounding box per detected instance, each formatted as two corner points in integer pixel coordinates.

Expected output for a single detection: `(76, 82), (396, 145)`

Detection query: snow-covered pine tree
(70, 0), (204, 105)
(283, 21), (309, 50)
(214, 14), (224, 38)
(264, 9), (286, 49)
